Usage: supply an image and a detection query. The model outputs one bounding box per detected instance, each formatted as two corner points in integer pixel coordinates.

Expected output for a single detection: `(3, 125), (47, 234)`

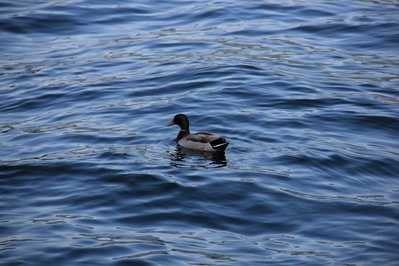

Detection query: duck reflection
(170, 146), (227, 168)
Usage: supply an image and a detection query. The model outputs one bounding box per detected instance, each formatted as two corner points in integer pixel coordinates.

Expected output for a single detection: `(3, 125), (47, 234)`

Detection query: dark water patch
(1, 9), (85, 35)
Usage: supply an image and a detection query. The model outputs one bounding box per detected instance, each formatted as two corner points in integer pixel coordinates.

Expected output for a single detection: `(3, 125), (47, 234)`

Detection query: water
(1, 0), (399, 265)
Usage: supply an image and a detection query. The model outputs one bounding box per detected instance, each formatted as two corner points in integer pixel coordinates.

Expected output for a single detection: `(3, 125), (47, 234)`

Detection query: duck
(167, 114), (229, 152)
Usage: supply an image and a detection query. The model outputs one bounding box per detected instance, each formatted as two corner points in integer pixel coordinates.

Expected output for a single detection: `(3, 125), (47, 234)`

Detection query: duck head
(167, 114), (190, 131)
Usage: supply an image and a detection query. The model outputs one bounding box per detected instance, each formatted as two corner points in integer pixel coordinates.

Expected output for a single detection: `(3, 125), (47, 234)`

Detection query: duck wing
(185, 133), (229, 151)
(186, 132), (219, 143)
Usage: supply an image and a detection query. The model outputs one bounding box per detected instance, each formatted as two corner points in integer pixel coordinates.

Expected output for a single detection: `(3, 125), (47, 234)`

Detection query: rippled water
(1, 0), (399, 265)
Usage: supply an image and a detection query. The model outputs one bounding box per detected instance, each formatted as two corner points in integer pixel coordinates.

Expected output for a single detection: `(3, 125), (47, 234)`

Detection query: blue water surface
(1, 0), (399, 265)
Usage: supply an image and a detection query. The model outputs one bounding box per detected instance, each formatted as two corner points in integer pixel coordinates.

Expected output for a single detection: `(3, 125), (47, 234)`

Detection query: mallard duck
(167, 114), (229, 152)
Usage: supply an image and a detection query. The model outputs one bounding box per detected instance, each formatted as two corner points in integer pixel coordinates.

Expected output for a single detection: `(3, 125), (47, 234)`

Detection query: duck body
(167, 114), (229, 152)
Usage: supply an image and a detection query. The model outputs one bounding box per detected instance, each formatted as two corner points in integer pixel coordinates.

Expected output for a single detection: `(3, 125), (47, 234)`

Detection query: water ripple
(1, 0), (399, 265)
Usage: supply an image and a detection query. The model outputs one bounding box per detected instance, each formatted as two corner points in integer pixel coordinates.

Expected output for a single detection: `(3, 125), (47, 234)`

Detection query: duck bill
(167, 120), (174, 126)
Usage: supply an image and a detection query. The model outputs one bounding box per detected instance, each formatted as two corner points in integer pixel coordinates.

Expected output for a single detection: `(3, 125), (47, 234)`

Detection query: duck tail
(211, 137), (229, 151)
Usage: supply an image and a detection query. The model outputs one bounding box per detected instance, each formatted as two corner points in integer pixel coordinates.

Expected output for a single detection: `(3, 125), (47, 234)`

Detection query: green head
(167, 114), (190, 131)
